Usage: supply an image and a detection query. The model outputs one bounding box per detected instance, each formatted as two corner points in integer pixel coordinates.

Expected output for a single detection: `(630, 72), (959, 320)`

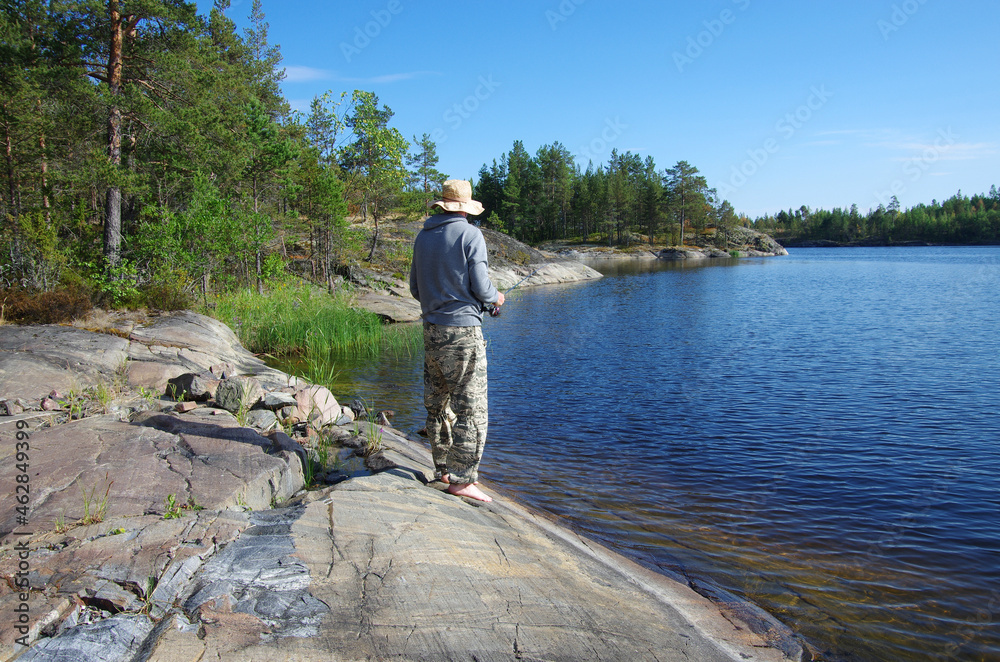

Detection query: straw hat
(430, 179), (485, 216)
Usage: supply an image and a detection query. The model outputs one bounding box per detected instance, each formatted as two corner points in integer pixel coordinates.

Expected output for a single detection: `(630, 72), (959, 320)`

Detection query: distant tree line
(752, 190), (1000, 245)
(472, 141), (744, 247)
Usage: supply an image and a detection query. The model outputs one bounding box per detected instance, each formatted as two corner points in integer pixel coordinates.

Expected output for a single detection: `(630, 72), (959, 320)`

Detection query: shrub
(1, 286), (92, 324)
(141, 281), (192, 311)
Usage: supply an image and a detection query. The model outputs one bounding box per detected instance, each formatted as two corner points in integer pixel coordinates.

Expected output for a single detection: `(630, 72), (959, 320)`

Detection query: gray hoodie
(409, 213), (500, 326)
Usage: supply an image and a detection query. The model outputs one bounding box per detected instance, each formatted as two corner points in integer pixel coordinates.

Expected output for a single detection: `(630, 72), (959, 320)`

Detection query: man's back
(409, 212), (498, 326)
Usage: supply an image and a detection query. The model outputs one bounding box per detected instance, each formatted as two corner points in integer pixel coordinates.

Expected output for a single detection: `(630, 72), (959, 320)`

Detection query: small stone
(166, 373), (220, 402)
(41, 397), (60, 411)
(262, 392), (298, 410)
(48, 389), (64, 399)
(0, 400), (23, 416)
(175, 401), (199, 413)
(245, 409), (277, 432)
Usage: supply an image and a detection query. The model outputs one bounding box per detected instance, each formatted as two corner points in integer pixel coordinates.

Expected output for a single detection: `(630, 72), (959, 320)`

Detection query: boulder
(165, 372), (220, 402)
(291, 385), (340, 428)
(214, 376), (264, 414)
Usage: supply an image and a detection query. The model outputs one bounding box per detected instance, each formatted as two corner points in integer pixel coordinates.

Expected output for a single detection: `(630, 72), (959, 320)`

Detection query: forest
(1, 0), (431, 313)
(2, 0), (998, 322)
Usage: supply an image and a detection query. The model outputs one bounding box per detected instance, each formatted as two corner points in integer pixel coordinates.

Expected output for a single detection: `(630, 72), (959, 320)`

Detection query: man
(409, 180), (504, 503)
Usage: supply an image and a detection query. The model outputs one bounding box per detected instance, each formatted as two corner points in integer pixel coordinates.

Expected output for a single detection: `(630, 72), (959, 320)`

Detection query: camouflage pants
(422, 323), (488, 485)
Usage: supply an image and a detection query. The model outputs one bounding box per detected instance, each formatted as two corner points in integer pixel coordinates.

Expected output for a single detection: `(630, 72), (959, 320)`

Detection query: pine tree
(340, 90), (407, 261)
(664, 160), (710, 246)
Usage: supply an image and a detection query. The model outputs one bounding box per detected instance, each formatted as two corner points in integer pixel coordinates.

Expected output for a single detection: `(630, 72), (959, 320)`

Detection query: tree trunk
(2, 108), (16, 219)
(103, 1), (127, 267)
(256, 251), (263, 294)
(366, 215), (380, 261)
(252, 173), (263, 294)
(37, 99), (50, 225)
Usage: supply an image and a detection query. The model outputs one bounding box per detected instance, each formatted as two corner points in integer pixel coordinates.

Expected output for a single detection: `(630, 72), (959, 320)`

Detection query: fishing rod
(485, 269), (537, 317)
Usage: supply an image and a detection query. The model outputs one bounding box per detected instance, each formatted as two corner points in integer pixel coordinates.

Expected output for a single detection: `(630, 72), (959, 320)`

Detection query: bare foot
(447, 483), (493, 503)
(439, 474), (478, 485)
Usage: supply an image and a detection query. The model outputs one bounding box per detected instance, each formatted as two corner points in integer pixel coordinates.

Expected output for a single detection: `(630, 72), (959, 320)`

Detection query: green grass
(211, 282), (417, 359)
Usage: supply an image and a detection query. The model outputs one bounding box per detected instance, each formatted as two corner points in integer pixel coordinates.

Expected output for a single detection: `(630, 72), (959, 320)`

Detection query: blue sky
(199, 0), (999, 218)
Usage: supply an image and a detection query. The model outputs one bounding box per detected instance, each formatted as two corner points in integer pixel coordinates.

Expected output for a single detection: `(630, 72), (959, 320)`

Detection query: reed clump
(212, 283), (417, 359)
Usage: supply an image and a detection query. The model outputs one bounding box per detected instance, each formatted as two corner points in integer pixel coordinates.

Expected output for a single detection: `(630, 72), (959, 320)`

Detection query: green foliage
(87, 259), (141, 308)
(404, 132), (447, 214)
(261, 252), (287, 284)
(484, 211), (505, 234)
(163, 494), (183, 519)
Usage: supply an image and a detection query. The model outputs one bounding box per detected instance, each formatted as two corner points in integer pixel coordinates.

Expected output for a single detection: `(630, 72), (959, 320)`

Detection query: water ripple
(320, 247), (1000, 662)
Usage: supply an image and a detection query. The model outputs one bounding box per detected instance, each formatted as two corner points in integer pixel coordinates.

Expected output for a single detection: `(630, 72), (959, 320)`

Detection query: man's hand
(495, 292), (505, 308)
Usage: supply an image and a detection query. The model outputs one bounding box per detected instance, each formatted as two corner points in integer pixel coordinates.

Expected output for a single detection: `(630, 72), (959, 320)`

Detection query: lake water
(314, 247), (1000, 661)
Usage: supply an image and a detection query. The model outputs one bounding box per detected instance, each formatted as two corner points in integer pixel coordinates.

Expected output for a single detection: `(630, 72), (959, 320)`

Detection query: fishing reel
(483, 303), (501, 317)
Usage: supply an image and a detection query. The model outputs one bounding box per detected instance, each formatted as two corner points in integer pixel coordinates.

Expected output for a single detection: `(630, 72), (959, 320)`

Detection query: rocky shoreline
(352, 225), (786, 323)
(540, 226), (789, 262)
(0, 311), (808, 661)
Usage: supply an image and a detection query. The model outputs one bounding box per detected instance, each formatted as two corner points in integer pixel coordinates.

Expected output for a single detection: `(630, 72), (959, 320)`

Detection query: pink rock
(40, 397), (60, 411)
(292, 385), (340, 428)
